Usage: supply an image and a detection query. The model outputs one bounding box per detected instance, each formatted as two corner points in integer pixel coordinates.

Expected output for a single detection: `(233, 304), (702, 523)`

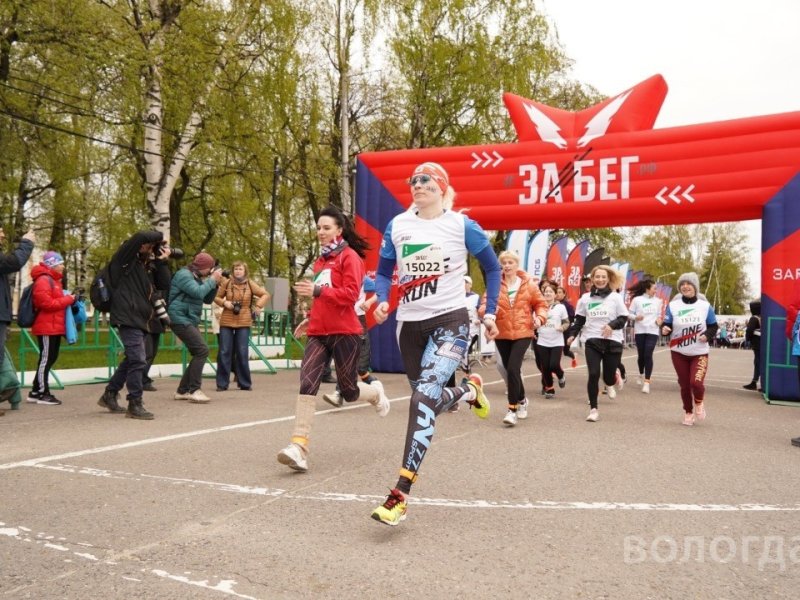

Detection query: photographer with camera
(97, 231), (168, 418)
(167, 251), (222, 403)
(141, 240), (181, 393)
(28, 251), (79, 406)
(213, 260), (270, 391)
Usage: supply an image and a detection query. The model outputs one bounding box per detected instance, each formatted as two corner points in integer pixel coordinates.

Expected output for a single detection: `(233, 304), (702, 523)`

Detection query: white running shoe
(322, 390), (343, 408)
(607, 385), (617, 400)
(370, 380), (390, 417)
(503, 410), (518, 426)
(615, 370), (624, 391)
(516, 398), (529, 420)
(277, 442), (308, 471)
(694, 402), (706, 421)
(641, 382), (650, 394)
(188, 389), (211, 404)
(636, 375), (643, 386)
(682, 412), (695, 426)
(586, 408), (599, 422)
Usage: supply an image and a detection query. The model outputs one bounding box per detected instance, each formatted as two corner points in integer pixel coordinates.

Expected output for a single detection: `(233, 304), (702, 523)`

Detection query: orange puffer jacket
(480, 270), (547, 340)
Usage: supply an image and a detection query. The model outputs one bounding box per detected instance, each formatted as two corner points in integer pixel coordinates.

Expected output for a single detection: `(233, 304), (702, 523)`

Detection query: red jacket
(307, 245), (364, 336)
(30, 264), (74, 336)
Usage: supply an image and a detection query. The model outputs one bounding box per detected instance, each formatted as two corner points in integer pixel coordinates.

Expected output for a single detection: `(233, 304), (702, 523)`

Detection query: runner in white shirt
(370, 162), (501, 526)
(536, 281), (570, 399)
(661, 272), (718, 426)
(566, 265), (629, 422)
(627, 278), (663, 394)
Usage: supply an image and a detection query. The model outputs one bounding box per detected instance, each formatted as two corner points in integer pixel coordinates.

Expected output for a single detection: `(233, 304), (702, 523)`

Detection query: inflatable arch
(355, 75), (800, 402)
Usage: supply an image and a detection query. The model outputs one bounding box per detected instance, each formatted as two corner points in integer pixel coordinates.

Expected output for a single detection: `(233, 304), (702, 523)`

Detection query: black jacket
(0, 238), (34, 323)
(108, 231), (163, 331)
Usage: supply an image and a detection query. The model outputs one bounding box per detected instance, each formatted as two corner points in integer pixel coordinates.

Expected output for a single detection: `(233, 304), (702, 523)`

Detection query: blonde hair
(498, 250), (521, 264)
(590, 265), (622, 290)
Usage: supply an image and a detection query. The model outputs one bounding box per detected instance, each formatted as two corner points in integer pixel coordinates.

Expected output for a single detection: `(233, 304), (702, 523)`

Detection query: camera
(152, 293), (170, 326)
(156, 241), (184, 260)
(231, 301), (242, 316)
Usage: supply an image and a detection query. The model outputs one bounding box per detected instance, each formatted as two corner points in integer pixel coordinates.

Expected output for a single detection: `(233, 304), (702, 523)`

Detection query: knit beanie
(43, 251), (64, 268)
(191, 252), (215, 271)
(677, 272), (700, 294)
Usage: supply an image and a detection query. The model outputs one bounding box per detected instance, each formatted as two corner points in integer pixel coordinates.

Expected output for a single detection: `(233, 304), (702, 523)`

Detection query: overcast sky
(541, 0), (800, 293)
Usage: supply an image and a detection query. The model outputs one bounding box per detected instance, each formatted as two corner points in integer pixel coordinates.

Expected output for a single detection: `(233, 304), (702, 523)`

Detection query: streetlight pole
(655, 271), (676, 282)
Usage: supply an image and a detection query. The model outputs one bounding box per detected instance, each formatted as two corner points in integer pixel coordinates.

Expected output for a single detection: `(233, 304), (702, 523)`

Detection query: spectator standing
(0, 226), (35, 411)
(214, 260), (270, 391)
(743, 300), (762, 391)
(168, 252), (222, 403)
(662, 272), (718, 426)
(98, 231), (171, 419)
(27, 251), (77, 405)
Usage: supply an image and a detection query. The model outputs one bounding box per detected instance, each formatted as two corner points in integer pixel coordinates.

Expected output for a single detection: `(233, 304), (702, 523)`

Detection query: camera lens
(232, 301), (241, 315)
(170, 248), (185, 259)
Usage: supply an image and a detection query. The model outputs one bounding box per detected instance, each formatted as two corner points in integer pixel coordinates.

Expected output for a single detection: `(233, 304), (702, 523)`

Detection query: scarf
(321, 237), (347, 258)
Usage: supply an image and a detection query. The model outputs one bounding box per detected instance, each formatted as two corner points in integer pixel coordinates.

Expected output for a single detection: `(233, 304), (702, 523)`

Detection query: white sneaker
(188, 389), (211, 404)
(322, 390), (343, 408)
(607, 385), (617, 400)
(586, 408), (599, 422)
(503, 410), (518, 426)
(616, 370), (624, 391)
(370, 380), (390, 417)
(636, 375), (643, 386)
(277, 443), (308, 471)
(174, 391), (193, 401)
(516, 398), (529, 420)
(641, 382), (650, 394)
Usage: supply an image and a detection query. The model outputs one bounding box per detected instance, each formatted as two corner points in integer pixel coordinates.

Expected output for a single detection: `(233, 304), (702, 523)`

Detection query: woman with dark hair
(627, 278), (663, 394)
(370, 162), (501, 525)
(566, 265), (629, 422)
(743, 300), (762, 391)
(277, 204), (390, 472)
(556, 285), (577, 368)
(536, 280), (570, 400)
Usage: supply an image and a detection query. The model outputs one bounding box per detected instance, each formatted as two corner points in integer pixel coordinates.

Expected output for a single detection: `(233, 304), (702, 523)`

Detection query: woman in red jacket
(276, 205), (390, 472)
(28, 251), (76, 405)
(480, 250), (547, 427)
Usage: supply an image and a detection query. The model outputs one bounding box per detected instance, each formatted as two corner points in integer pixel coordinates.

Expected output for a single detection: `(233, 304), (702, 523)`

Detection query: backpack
(89, 266), (113, 313)
(17, 275), (54, 328)
(16, 284), (37, 328)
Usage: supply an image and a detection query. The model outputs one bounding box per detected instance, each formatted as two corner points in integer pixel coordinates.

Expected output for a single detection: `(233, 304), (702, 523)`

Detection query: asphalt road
(1, 346), (799, 599)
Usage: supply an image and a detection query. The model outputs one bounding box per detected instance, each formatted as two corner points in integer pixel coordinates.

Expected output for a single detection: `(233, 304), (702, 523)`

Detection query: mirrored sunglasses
(408, 174), (433, 186)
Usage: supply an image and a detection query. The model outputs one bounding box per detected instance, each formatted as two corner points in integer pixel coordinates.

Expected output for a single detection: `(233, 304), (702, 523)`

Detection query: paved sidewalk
(1, 347), (799, 599)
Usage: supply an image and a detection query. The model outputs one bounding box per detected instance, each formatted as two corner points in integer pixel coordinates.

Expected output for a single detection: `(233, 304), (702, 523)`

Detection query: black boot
(126, 398), (154, 420)
(97, 389), (126, 413)
(742, 381), (758, 391)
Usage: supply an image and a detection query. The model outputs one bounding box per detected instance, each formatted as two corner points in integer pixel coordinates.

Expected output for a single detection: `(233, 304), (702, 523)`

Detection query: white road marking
(29, 464), (800, 513)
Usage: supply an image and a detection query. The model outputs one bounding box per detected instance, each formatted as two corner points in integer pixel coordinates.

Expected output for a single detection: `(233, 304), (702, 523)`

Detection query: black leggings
(495, 338), (532, 406)
(536, 344), (564, 389)
(584, 337), (623, 409)
(33, 335), (61, 396)
(635, 333), (658, 379)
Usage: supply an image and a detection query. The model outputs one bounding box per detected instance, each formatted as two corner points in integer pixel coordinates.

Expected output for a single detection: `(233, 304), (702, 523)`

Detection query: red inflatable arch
(355, 75), (800, 401)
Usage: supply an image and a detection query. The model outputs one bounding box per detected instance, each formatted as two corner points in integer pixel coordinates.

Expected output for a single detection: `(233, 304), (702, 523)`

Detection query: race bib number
(587, 300), (610, 319)
(401, 243), (445, 276)
(314, 268), (333, 288)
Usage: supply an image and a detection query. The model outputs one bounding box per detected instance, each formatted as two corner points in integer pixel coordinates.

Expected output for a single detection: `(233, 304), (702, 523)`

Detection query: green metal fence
(16, 308), (304, 389)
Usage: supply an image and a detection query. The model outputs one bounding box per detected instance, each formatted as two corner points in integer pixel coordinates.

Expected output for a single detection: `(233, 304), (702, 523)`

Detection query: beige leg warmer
(357, 381), (378, 406)
(290, 394), (317, 449)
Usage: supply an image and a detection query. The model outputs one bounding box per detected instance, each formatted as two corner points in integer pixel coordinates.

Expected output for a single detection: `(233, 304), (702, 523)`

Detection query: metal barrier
(16, 309), (303, 389)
